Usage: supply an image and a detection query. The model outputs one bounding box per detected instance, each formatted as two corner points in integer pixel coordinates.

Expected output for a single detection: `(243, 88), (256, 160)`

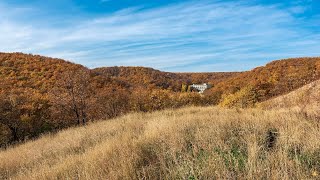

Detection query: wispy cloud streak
(0, 1), (319, 71)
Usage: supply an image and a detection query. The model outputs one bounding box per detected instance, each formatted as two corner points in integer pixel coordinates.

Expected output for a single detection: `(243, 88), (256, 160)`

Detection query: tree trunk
(82, 110), (87, 125)
(75, 109), (80, 125)
(9, 126), (19, 142)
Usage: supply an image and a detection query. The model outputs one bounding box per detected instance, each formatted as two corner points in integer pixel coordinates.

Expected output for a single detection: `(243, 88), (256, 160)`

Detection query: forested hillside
(212, 57), (320, 107)
(94, 66), (239, 91)
(0, 53), (82, 90)
(0, 53), (320, 146)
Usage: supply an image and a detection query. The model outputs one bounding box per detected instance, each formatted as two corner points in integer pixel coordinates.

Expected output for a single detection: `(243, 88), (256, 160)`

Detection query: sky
(0, 0), (320, 72)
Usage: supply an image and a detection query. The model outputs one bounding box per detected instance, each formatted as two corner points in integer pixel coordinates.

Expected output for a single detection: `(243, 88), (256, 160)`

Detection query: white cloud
(0, 1), (319, 72)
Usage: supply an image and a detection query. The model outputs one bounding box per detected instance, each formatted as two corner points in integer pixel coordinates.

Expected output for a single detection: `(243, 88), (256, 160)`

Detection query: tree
(0, 92), (24, 142)
(220, 86), (258, 108)
(181, 84), (188, 93)
(130, 87), (150, 112)
(0, 89), (51, 142)
(187, 85), (192, 92)
(94, 88), (130, 119)
(50, 68), (92, 125)
(148, 89), (172, 111)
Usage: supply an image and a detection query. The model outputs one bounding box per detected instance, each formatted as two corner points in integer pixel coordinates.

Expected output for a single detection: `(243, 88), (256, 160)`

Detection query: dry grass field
(0, 105), (319, 180)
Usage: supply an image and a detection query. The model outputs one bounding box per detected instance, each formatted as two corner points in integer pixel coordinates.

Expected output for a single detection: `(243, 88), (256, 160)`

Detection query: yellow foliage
(220, 86), (258, 108)
(20, 114), (31, 122)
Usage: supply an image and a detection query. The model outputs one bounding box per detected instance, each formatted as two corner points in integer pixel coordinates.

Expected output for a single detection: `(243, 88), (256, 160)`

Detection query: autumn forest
(0, 52), (320, 146)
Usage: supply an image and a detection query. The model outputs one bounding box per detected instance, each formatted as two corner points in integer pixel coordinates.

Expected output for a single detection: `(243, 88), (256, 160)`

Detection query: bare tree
(50, 68), (92, 125)
(95, 88), (130, 119)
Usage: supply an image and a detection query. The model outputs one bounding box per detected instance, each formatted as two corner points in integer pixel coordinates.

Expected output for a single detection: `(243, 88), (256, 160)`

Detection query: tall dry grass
(0, 106), (319, 179)
(259, 80), (320, 116)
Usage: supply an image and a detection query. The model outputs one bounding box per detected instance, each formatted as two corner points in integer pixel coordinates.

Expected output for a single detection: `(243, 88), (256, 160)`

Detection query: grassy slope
(0, 107), (319, 179)
(259, 80), (320, 116)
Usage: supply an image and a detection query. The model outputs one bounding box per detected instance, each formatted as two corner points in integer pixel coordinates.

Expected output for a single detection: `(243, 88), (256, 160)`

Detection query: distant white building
(190, 83), (212, 94)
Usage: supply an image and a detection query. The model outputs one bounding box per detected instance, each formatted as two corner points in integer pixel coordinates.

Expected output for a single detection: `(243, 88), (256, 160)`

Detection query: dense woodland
(211, 57), (320, 107)
(94, 66), (240, 91)
(0, 52), (320, 146)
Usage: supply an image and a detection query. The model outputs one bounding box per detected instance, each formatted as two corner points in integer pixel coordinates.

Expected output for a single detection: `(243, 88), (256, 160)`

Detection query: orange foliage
(1, 53), (320, 146)
(209, 57), (320, 102)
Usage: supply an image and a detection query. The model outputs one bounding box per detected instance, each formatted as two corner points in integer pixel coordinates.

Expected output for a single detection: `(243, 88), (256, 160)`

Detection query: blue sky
(0, 0), (319, 72)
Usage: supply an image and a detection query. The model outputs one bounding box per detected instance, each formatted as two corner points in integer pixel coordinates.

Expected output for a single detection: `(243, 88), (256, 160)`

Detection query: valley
(0, 53), (319, 179)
